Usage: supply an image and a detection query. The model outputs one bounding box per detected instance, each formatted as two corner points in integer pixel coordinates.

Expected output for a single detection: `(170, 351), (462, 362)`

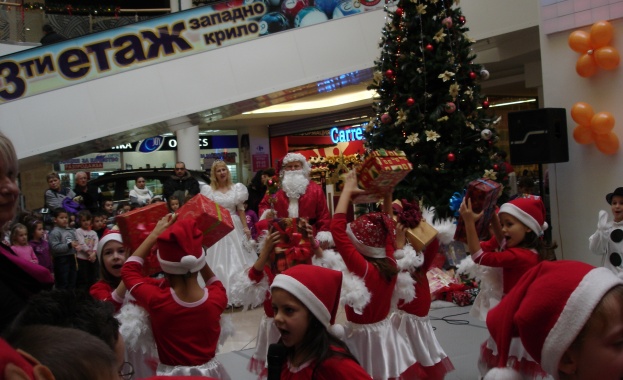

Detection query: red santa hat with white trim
(157, 219), (206, 275)
(346, 212), (396, 258)
(484, 260), (623, 379)
(498, 197), (548, 237)
(271, 264), (342, 328)
(97, 230), (124, 262)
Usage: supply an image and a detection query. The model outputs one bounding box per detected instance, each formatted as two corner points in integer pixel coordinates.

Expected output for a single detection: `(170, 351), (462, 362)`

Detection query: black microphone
(267, 343), (288, 380)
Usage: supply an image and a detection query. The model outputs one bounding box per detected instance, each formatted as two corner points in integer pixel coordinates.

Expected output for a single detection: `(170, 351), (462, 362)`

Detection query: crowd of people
(2, 130), (623, 380)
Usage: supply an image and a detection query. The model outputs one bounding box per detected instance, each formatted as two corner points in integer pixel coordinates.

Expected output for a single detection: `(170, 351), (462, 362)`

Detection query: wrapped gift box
(269, 218), (314, 274)
(116, 202), (170, 252)
(392, 199), (439, 251)
(357, 149), (413, 191)
(441, 240), (468, 268)
(453, 178), (502, 243)
(176, 194), (234, 249)
(426, 267), (457, 297)
(351, 187), (393, 204)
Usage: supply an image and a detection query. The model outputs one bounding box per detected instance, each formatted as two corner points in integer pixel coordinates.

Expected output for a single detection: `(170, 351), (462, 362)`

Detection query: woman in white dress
(129, 176), (154, 207)
(200, 160), (257, 304)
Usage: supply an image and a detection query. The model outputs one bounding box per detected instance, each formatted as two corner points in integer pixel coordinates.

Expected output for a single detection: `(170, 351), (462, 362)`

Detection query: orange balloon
(571, 102), (594, 125)
(573, 125), (595, 144)
(576, 53), (597, 77)
(591, 112), (615, 134)
(569, 30), (592, 53)
(590, 20), (613, 49)
(595, 132), (619, 155)
(594, 46), (620, 70)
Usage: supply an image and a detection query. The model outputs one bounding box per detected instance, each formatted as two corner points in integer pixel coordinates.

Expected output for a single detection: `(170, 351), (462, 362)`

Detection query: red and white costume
(280, 346), (372, 379)
(392, 239), (455, 380)
(90, 280), (125, 312)
(331, 213), (416, 380)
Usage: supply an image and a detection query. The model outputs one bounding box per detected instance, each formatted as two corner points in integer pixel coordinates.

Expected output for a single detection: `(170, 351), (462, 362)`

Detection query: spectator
(48, 208), (79, 290)
(26, 217), (54, 275)
(43, 172), (75, 211)
(129, 176), (155, 207)
(73, 171), (103, 213)
(163, 161), (200, 204)
(40, 24), (66, 45)
(247, 168), (275, 215)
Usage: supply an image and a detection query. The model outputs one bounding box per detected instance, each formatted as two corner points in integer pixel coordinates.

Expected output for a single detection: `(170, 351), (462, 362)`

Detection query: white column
(169, 0), (180, 13)
(180, 0), (193, 10)
(175, 125), (201, 170)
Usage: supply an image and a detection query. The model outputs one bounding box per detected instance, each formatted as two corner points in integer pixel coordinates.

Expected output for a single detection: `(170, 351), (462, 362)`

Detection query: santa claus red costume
(121, 216), (230, 379)
(259, 153), (333, 246)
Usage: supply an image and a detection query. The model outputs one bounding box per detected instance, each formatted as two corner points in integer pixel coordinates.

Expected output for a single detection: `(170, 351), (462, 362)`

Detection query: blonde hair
(10, 223), (27, 245)
(0, 132), (18, 181)
(210, 160), (233, 190)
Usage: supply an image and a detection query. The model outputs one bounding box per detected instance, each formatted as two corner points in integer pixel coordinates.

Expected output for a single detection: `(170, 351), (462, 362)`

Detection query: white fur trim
(456, 256), (480, 280)
(346, 223), (386, 258)
(97, 232), (123, 262)
(392, 271), (416, 309)
(116, 303), (158, 357)
(228, 267), (269, 310)
(483, 367), (523, 380)
(218, 314), (235, 350)
(499, 203), (547, 237)
(315, 230), (334, 247)
(395, 244), (424, 272)
(272, 274), (331, 328)
(329, 323), (345, 340)
(541, 267), (623, 374)
(431, 217), (457, 246)
(157, 249), (206, 275)
(312, 249), (347, 271)
(288, 198), (299, 218)
(259, 209), (276, 221)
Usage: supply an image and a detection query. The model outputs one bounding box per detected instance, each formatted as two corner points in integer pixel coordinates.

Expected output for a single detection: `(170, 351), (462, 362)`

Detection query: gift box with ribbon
(453, 178), (502, 243)
(392, 199), (438, 251)
(269, 218), (314, 275)
(426, 267), (458, 297)
(353, 149), (412, 204)
(116, 202), (170, 252)
(176, 194), (234, 249)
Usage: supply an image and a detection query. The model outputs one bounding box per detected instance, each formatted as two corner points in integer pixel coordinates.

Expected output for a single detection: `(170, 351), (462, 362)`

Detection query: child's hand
(151, 213), (177, 237)
(598, 210), (609, 231)
(459, 197), (483, 223)
(342, 170), (365, 195)
(71, 241), (80, 249)
(88, 251), (97, 263)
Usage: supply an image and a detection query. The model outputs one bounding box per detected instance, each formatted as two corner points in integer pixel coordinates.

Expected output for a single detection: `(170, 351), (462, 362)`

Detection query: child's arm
(75, 230), (88, 253)
(459, 197), (484, 255)
(395, 222), (407, 250)
(48, 229), (69, 254)
(589, 210), (611, 256)
(304, 222), (324, 258)
(131, 213), (177, 259)
(489, 212), (504, 244)
(253, 230), (281, 272)
(237, 208), (252, 239)
(335, 170), (365, 215)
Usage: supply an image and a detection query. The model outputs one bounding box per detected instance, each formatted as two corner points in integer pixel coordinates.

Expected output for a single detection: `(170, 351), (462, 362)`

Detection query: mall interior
(1, 1), (623, 378)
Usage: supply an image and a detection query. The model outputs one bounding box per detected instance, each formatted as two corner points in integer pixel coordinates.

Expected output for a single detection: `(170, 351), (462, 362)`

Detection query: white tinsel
(228, 268), (269, 310)
(395, 244), (424, 272)
(483, 367), (523, 380)
(391, 271), (416, 310)
(218, 314), (235, 351)
(457, 256), (503, 321)
(315, 230), (334, 247)
(428, 207), (457, 246)
(116, 303), (158, 357)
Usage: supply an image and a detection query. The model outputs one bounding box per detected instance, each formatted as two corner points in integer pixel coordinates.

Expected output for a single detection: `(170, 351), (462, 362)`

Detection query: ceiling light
(243, 90), (376, 115)
(478, 98), (536, 109)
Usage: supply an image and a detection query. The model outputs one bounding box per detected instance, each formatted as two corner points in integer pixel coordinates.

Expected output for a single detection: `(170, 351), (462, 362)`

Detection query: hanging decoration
(571, 101), (619, 155)
(568, 20), (620, 77)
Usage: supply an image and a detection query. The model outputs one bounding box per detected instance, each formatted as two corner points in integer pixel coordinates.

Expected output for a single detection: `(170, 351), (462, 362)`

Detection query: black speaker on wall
(508, 108), (569, 165)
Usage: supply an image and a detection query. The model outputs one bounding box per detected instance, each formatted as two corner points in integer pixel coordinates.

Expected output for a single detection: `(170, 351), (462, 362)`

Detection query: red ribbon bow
(397, 199), (423, 228)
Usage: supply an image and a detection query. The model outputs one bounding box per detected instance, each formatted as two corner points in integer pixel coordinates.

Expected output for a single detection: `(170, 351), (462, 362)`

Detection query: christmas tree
(365, 0), (502, 219)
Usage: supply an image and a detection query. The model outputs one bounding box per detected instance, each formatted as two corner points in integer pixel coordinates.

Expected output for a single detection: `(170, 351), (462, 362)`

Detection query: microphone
(267, 343), (288, 380)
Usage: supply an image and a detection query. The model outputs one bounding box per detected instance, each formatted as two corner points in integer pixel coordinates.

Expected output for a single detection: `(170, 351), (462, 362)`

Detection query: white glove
(598, 210), (609, 232)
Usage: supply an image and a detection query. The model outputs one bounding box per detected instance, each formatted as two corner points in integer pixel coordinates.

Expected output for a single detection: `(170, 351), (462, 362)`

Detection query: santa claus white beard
(281, 170), (309, 218)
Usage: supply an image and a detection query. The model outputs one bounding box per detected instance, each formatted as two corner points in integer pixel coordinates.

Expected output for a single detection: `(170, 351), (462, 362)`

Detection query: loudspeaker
(508, 108), (569, 165)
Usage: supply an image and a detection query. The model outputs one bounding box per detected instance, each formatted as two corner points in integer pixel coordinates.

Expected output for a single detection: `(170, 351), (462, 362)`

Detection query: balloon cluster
(568, 20), (620, 77)
(571, 102), (619, 155)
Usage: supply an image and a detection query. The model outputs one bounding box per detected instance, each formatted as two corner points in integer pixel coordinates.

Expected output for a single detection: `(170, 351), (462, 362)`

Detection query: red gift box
(269, 218), (314, 274)
(116, 202), (171, 252)
(453, 178), (502, 243)
(176, 194), (234, 248)
(356, 149), (412, 190)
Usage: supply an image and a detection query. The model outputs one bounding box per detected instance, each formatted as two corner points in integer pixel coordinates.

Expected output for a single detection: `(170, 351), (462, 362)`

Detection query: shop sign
(110, 135), (238, 152)
(57, 152), (121, 171)
(330, 126), (365, 144)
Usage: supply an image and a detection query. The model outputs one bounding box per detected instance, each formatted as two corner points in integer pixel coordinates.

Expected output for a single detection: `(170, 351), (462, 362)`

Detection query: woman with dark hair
(247, 168), (274, 215)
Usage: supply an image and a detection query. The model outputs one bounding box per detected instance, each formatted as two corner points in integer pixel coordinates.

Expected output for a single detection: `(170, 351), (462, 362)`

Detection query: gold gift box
(392, 199), (438, 251)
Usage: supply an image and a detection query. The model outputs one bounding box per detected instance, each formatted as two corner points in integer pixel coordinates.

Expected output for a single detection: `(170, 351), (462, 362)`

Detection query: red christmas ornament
(442, 17), (453, 28)
(482, 99), (490, 109)
(459, 16), (466, 25)
(425, 44), (434, 52)
(385, 69), (394, 78)
(447, 153), (456, 162)
(381, 113), (392, 124)
(395, 7), (403, 17)
(445, 102), (456, 114)
(469, 71), (477, 80)
(406, 98), (415, 106)
(493, 164), (499, 171)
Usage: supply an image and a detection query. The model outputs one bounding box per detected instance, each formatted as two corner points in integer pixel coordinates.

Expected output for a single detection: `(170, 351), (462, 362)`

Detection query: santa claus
(258, 153), (333, 246)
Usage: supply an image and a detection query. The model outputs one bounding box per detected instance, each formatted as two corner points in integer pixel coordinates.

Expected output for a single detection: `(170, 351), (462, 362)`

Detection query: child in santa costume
(90, 230), (129, 312)
(484, 260), (623, 380)
(330, 170), (416, 380)
(589, 186), (623, 277)
(121, 214), (230, 379)
(459, 196), (556, 377)
(270, 264), (372, 379)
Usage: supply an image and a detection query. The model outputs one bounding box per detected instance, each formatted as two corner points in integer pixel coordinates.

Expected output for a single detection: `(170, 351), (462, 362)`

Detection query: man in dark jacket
(163, 161), (200, 203)
(73, 171), (103, 213)
(40, 24), (66, 45)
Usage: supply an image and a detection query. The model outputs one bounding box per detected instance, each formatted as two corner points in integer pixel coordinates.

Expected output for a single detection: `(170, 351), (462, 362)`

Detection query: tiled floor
(216, 302), (489, 379)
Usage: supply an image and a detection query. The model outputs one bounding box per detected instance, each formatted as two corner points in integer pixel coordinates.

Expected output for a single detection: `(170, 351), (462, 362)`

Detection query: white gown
(200, 183), (257, 302)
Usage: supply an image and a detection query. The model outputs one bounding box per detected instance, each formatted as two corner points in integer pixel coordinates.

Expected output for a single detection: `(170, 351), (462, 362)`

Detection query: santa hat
(485, 260), (623, 379)
(97, 230), (124, 262)
(157, 219), (206, 275)
(280, 153), (311, 176)
(271, 265), (342, 328)
(346, 212), (396, 258)
(499, 197), (548, 237)
(0, 338), (37, 379)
